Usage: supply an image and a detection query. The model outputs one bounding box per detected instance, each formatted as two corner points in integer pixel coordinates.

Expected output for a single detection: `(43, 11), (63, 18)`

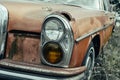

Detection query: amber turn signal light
(43, 42), (63, 64)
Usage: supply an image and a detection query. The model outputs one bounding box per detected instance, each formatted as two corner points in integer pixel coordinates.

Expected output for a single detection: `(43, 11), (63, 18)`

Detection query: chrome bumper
(0, 59), (86, 80)
(0, 67), (86, 80)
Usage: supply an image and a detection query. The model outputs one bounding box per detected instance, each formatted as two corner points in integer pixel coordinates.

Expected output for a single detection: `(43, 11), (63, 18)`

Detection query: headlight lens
(43, 18), (64, 40)
(43, 42), (63, 64)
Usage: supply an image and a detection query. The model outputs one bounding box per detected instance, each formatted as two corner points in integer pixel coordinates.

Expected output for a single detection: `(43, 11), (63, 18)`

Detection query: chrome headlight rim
(42, 16), (65, 41)
(41, 14), (74, 67)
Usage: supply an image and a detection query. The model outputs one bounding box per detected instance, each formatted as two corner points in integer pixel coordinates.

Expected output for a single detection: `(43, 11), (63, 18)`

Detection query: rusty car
(0, 0), (115, 80)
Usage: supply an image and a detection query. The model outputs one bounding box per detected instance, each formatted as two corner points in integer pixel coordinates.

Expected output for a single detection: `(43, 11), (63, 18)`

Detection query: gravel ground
(91, 25), (120, 80)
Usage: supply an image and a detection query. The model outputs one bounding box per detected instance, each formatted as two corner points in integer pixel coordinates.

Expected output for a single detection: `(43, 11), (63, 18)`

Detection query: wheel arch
(91, 35), (100, 57)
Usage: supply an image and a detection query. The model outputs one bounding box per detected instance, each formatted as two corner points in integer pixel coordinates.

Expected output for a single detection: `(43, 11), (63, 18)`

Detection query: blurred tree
(116, 3), (120, 11)
(110, 0), (119, 4)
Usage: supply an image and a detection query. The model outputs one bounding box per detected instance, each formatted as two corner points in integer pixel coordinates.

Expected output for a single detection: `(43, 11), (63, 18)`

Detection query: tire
(82, 42), (95, 80)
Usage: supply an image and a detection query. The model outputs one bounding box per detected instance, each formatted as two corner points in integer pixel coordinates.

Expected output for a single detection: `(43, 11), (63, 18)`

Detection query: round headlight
(43, 17), (64, 41)
(42, 42), (63, 64)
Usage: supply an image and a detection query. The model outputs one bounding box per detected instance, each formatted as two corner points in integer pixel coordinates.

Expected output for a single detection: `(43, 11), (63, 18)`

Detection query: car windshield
(34, 0), (100, 10)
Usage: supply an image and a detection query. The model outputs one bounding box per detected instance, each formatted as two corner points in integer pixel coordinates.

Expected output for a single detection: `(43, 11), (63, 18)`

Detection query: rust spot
(9, 37), (18, 59)
(9, 35), (25, 61)
(6, 33), (41, 64)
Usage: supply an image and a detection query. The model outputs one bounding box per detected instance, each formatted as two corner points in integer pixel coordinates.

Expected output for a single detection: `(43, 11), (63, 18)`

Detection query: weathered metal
(0, 59), (86, 76)
(6, 33), (41, 64)
(0, 0), (115, 79)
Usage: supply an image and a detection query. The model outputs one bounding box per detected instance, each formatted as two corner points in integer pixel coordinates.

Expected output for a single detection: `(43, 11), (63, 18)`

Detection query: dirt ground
(91, 25), (120, 80)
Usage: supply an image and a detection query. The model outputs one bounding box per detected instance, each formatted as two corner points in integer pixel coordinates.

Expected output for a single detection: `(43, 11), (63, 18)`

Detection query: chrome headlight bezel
(41, 14), (74, 67)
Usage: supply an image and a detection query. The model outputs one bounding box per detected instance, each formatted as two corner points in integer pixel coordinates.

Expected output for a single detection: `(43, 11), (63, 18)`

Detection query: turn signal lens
(43, 42), (63, 64)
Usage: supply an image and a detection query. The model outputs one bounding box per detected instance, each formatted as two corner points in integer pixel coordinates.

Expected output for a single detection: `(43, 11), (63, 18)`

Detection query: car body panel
(0, 0), (115, 79)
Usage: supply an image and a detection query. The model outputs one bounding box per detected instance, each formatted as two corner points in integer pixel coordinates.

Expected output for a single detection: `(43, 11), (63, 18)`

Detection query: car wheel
(82, 42), (95, 80)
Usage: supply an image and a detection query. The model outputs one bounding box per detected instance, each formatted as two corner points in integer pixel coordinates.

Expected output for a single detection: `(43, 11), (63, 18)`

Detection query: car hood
(0, 0), (102, 33)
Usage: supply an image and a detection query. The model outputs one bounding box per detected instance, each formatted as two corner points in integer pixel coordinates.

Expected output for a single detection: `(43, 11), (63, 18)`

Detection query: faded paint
(69, 37), (91, 67)
(0, 0), (114, 76)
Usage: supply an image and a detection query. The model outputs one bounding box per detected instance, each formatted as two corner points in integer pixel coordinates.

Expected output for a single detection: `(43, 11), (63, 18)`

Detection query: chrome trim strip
(0, 4), (8, 58)
(41, 14), (74, 67)
(0, 67), (85, 80)
(0, 69), (44, 80)
(76, 24), (113, 42)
